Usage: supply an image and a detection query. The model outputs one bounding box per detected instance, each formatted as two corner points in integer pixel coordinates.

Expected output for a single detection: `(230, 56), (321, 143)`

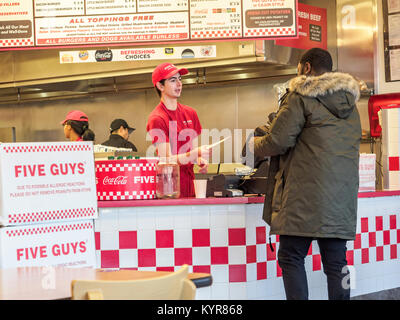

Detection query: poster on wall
(0, 0), (298, 50)
(383, 0), (400, 82)
(389, 48), (400, 81)
(388, 0), (400, 13)
(275, 3), (327, 50)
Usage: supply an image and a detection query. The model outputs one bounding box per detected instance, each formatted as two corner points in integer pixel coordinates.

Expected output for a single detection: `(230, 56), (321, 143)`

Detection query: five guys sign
(0, 142), (98, 226)
(0, 142), (97, 268)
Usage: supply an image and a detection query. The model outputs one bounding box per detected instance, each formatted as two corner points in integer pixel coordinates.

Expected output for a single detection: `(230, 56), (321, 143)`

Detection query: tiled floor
(351, 287), (400, 300)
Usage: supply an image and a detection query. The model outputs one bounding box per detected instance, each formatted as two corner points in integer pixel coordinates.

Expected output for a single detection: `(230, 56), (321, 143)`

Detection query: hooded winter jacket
(254, 72), (362, 240)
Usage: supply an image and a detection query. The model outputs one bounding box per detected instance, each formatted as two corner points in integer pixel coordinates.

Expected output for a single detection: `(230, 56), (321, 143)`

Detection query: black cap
(110, 119), (135, 134)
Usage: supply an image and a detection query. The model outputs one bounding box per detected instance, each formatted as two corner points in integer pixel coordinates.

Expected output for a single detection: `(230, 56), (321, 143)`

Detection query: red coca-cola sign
(95, 158), (158, 200)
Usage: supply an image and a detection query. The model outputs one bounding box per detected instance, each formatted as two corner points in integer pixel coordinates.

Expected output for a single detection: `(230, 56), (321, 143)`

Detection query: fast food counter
(95, 191), (400, 300)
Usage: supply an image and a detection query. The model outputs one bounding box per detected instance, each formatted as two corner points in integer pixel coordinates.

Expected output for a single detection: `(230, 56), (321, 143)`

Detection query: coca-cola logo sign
(103, 176), (128, 185)
(95, 50), (113, 62)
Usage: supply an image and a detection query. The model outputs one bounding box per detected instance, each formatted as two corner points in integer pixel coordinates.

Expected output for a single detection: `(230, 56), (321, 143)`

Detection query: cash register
(195, 163), (267, 197)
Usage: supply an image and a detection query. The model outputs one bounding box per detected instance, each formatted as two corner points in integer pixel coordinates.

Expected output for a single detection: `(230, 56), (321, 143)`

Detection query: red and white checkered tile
(244, 27), (296, 37)
(191, 30), (241, 39)
(0, 39), (34, 47)
(382, 108), (400, 189)
(95, 200), (400, 299)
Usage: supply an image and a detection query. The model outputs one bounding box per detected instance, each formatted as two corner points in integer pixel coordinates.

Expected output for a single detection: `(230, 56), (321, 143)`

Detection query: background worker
(61, 110), (95, 142)
(101, 118), (137, 151)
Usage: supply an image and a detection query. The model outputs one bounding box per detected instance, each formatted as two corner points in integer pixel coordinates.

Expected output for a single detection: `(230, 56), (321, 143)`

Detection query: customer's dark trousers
(277, 235), (350, 300)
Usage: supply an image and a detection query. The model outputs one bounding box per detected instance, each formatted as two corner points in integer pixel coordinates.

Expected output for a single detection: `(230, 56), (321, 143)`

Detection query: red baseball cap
(152, 63), (188, 87)
(60, 110), (89, 125)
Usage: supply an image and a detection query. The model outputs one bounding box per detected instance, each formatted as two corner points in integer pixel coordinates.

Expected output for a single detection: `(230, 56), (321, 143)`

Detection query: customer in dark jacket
(101, 119), (138, 151)
(251, 48), (362, 300)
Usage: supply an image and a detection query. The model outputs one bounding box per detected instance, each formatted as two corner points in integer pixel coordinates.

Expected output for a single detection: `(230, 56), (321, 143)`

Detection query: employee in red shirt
(147, 63), (210, 197)
(61, 110), (95, 142)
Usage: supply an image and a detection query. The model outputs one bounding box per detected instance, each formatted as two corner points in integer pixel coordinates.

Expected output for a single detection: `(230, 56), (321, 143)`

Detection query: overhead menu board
(0, 0), (298, 50)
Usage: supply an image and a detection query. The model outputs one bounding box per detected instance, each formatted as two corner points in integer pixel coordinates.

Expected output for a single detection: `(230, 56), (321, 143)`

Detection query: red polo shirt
(146, 102), (202, 197)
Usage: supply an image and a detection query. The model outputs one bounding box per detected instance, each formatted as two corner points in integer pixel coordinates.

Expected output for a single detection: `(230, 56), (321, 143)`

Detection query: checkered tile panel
(95, 214), (400, 282)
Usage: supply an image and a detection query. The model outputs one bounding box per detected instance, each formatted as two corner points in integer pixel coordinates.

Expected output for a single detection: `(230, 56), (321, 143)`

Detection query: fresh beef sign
(0, 142), (98, 226)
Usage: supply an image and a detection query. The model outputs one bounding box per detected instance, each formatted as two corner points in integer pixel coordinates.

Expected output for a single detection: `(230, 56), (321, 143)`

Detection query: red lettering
(69, 163), (77, 174)
(28, 165), (36, 177)
(52, 242), (86, 256)
(60, 164), (68, 175)
(40, 246), (47, 258)
(50, 163), (59, 175)
(52, 244), (60, 256)
(38, 164), (45, 176)
(71, 241), (78, 254)
(14, 164), (46, 177)
(16, 248), (24, 261)
(16, 246), (47, 260)
(79, 241), (86, 253)
(30, 246), (38, 259)
(50, 163), (85, 176)
(61, 243), (70, 255)
(15, 165), (22, 178)
(77, 162), (85, 174)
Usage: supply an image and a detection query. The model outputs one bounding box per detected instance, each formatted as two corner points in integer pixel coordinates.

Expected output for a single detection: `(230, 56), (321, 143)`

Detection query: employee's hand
(198, 145), (212, 160)
(197, 156), (209, 174)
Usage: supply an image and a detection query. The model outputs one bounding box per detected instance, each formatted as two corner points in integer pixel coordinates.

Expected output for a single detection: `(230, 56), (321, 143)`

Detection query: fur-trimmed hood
(288, 72), (361, 100)
(288, 72), (361, 119)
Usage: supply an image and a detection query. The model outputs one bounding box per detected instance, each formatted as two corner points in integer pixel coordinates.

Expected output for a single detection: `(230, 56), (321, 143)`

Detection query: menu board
(383, 0), (400, 82)
(0, 0), (298, 50)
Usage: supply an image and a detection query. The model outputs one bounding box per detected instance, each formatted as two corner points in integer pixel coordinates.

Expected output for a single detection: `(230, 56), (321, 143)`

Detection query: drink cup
(194, 179), (207, 198)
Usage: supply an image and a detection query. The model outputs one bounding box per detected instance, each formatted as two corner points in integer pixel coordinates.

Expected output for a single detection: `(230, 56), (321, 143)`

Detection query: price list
(35, 12), (189, 46)
(242, 0), (296, 38)
(190, 0), (242, 39)
(0, 0), (297, 50)
(138, 0), (188, 13)
(34, 1), (85, 17)
(86, 0), (136, 15)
